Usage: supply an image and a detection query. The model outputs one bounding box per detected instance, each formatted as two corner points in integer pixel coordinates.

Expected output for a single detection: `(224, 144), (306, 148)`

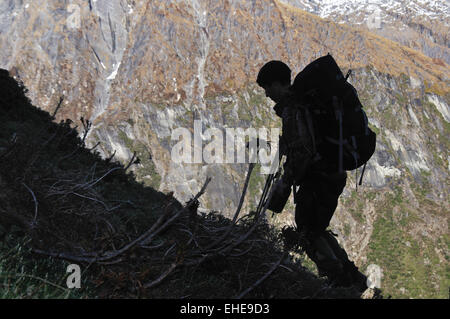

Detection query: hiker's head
(257, 60), (291, 103)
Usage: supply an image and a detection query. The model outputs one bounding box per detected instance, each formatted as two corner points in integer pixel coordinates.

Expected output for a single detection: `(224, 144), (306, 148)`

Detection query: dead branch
(228, 243), (255, 257)
(27, 177), (213, 282)
(70, 191), (121, 212)
(205, 163), (254, 251)
(163, 243), (177, 257)
(31, 248), (101, 264)
(220, 180), (276, 255)
(22, 182), (38, 226)
(177, 228), (194, 244)
(87, 162), (98, 183)
(198, 224), (229, 233)
(34, 177), (212, 264)
(144, 262), (178, 289)
(79, 117), (92, 146)
(88, 141), (101, 151)
(140, 241), (166, 250)
(90, 205), (175, 261)
(105, 150), (116, 163)
(30, 205), (172, 264)
(97, 258), (124, 266)
(80, 166), (122, 190)
(124, 151), (137, 171)
(235, 252), (285, 299)
(51, 96), (64, 118)
(278, 264), (294, 272)
(139, 177), (211, 246)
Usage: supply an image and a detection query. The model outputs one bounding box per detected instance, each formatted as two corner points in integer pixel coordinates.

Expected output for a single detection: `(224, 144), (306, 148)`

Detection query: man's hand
(267, 175), (292, 214)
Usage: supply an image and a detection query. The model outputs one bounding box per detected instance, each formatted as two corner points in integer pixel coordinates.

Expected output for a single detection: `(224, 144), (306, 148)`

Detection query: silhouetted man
(256, 60), (367, 291)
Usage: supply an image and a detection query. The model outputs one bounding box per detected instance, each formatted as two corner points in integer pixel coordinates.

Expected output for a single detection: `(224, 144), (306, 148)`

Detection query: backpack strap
(358, 162), (367, 186)
(351, 136), (359, 191)
(332, 96), (344, 174)
(303, 107), (317, 155)
(362, 108), (369, 135)
(345, 69), (352, 81)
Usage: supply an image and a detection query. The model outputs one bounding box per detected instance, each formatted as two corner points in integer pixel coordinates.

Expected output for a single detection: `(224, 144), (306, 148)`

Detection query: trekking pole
(256, 143), (284, 216)
(255, 172), (274, 215)
(333, 96), (344, 174)
(358, 162), (367, 186)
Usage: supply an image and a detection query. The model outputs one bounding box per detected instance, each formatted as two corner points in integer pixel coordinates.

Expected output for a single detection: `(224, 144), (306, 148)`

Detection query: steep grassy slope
(0, 69), (366, 299)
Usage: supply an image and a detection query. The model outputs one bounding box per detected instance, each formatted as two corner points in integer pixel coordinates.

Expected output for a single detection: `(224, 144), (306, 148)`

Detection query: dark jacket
(273, 92), (316, 187)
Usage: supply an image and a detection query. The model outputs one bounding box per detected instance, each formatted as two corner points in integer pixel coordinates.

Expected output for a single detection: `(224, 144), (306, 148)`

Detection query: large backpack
(291, 54), (376, 187)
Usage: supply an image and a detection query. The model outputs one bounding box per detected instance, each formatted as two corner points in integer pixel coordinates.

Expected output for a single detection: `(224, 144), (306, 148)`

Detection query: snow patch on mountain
(283, 0), (449, 22)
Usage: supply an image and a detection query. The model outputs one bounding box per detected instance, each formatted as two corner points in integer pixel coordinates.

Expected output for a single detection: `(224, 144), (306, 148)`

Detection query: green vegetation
(0, 238), (93, 298)
(423, 99), (450, 160)
(235, 86), (279, 128)
(340, 161), (447, 299)
(236, 92), (253, 123)
(117, 129), (161, 189)
(247, 163), (268, 211)
(341, 190), (366, 223)
(394, 93), (408, 107)
(368, 123), (380, 136)
(379, 104), (398, 131)
(365, 184), (448, 298)
(343, 223), (351, 237)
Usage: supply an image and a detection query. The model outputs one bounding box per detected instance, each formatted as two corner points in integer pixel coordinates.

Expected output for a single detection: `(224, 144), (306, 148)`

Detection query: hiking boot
(322, 231), (368, 291)
(303, 233), (349, 285)
(340, 259), (368, 292)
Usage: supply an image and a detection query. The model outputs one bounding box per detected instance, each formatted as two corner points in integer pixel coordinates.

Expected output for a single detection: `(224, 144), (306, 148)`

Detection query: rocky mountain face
(0, 0), (448, 298)
(283, 0), (450, 64)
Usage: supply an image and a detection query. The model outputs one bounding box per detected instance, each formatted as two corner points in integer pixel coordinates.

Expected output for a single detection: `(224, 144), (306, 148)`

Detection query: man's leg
(322, 231), (368, 291)
(294, 169), (354, 286)
(294, 169), (347, 235)
(314, 171), (368, 290)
